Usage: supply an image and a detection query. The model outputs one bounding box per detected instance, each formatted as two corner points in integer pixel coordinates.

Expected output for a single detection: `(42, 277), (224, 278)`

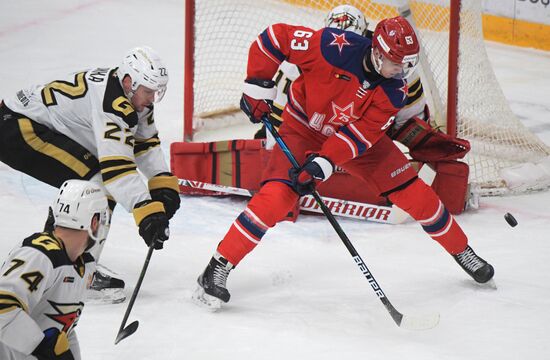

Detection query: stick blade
(399, 312), (440, 330)
(114, 321), (140, 344)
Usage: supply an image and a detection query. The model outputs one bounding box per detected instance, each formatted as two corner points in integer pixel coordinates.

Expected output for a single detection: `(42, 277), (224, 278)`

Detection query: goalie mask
(117, 46), (169, 103)
(324, 4), (368, 36)
(371, 16), (419, 79)
(53, 180), (110, 245)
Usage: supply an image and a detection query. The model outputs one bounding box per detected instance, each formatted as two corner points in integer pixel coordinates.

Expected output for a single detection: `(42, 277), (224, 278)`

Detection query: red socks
(217, 181), (298, 265)
(388, 178), (467, 254)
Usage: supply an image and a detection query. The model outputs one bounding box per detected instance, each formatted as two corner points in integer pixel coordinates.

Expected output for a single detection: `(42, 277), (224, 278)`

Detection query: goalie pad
(170, 139), (388, 205)
(391, 117), (470, 162)
(430, 161), (470, 214)
(170, 140), (470, 217)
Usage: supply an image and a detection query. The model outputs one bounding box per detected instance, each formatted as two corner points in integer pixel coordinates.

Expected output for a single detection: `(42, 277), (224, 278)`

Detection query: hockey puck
(504, 212), (518, 227)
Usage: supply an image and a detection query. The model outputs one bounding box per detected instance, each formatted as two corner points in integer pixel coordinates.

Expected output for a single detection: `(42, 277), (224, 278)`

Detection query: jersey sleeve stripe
(0, 292), (29, 314)
(348, 123), (373, 149)
(334, 132), (357, 158)
(256, 39), (283, 66)
(133, 136), (161, 157)
(338, 126), (368, 156)
(18, 118), (91, 177)
(259, 30), (286, 63)
(99, 157), (137, 184)
(267, 25), (282, 50)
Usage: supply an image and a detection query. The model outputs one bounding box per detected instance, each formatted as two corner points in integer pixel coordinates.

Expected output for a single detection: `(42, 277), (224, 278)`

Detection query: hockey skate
(87, 265), (126, 304)
(192, 253), (234, 311)
(453, 246), (494, 284)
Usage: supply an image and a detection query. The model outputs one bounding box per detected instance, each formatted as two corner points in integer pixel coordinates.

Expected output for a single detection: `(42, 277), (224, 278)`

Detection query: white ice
(1, 1), (550, 359)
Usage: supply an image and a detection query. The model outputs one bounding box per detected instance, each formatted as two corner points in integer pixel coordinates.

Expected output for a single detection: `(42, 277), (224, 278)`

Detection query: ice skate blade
(192, 286), (222, 312)
(476, 278), (497, 290)
(86, 288), (126, 304)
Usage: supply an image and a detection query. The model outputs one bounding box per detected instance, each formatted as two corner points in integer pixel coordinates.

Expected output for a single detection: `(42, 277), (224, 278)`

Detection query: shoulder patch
(380, 78), (408, 109)
(103, 69), (138, 127)
(22, 233), (72, 268)
(320, 28), (372, 82)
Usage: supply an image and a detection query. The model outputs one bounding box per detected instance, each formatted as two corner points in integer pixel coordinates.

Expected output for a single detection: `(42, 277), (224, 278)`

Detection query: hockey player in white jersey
(0, 180), (109, 360)
(0, 46), (180, 303)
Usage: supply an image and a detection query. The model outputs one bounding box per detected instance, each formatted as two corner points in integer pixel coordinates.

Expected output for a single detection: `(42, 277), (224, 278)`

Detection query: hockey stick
(177, 178), (410, 224)
(262, 115), (439, 330)
(114, 240), (155, 344)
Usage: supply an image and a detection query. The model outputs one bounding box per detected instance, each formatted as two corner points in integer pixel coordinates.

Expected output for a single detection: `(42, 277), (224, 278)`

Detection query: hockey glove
(148, 172), (181, 219)
(32, 328), (75, 360)
(133, 200), (170, 249)
(240, 78), (276, 123)
(391, 117), (470, 162)
(289, 154), (334, 196)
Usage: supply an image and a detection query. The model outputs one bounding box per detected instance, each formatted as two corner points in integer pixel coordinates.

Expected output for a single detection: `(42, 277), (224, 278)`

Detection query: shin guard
(388, 178), (467, 254)
(218, 181), (298, 265)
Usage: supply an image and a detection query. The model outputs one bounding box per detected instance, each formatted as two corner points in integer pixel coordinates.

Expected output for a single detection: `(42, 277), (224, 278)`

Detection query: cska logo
(329, 32), (351, 54)
(328, 101), (359, 126)
(45, 300), (85, 333)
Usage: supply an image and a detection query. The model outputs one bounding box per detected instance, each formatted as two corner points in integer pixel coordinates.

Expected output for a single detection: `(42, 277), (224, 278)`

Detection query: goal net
(184, 0), (550, 195)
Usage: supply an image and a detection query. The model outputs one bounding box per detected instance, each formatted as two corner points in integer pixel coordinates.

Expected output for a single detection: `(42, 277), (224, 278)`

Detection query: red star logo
(328, 102), (359, 126)
(46, 301), (84, 333)
(398, 82), (409, 101)
(329, 32), (351, 54)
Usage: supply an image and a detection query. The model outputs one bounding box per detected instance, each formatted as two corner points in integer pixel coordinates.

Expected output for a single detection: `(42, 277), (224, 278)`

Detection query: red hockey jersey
(248, 24), (408, 165)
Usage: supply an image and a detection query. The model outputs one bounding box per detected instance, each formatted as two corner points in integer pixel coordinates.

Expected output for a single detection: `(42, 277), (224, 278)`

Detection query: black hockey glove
(289, 154), (334, 196)
(133, 200), (170, 249)
(32, 328), (75, 360)
(148, 172), (181, 219)
(240, 78), (276, 123)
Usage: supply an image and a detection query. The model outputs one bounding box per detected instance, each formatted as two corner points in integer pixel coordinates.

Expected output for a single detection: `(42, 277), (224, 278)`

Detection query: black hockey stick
(115, 240), (156, 344)
(262, 115), (439, 330)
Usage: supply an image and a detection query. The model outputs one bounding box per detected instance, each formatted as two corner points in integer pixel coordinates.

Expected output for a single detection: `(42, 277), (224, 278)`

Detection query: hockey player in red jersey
(193, 16), (494, 309)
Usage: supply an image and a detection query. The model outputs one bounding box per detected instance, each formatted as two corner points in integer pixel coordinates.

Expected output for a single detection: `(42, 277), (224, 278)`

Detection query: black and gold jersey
(3, 67), (170, 211)
(0, 232), (95, 358)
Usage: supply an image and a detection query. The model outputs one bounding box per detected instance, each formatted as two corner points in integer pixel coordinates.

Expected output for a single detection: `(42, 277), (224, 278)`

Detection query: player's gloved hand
(148, 172), (181, 219)
(391, 116), (470, 162)
(32, 328), (75, 360)
(240, 78), (276, 123)
(289, 154), (334, 196)
(133, 200), (170, 249)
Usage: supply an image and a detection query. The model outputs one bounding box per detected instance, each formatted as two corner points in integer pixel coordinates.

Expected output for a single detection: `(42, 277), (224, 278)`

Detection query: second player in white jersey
(0, 46), (180, 302)
(0, 180), (109, 360)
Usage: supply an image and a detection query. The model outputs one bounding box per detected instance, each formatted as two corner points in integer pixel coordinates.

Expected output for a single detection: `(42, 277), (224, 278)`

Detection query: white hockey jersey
(0, 232), (95, 360)
(3, 67), (170, 212)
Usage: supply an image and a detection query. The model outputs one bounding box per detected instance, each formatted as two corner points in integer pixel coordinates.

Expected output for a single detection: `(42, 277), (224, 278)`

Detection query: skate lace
(212, 264), (230, 288)
(456, 247), (484, 272)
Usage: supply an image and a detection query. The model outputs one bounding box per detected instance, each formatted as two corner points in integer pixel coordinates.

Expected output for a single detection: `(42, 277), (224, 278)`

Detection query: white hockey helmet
(324, 4), (369, 36)
(117, 46), (169, 102)
(53, 180), (110, 242)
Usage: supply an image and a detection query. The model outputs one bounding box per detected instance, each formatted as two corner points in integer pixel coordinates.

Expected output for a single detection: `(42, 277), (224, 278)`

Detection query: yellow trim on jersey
(18, 118), (91, 177)
(132, 201), (165, 226)
(112, 96), (135, 116)
(102, 170), (138, 185)
(148, 175), (179, 192)
(99, 156), (138, 185)
(402, 95), (424, 110)
(32, 235), (63, 251)
(0, 291), (29, 314)
(407, 79), (422, 98)
(133, 137), (161, 157)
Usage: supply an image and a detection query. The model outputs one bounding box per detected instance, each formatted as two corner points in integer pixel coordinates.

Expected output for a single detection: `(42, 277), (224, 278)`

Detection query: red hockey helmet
(372, 16), (420, 79)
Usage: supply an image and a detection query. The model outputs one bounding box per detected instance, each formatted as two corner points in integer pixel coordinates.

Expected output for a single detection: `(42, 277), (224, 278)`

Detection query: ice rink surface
(1, 1), (550, 359)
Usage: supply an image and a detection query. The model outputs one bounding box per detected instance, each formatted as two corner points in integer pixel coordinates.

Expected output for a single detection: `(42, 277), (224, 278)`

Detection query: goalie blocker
(170, 121), (472, 218)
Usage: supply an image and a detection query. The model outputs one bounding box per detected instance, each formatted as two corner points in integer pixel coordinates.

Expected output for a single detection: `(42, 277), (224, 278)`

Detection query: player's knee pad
(247, 180), (299, 227)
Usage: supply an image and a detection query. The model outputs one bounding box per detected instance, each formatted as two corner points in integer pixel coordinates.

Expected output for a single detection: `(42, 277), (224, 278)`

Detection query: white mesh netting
(189, 0), (550, 194)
